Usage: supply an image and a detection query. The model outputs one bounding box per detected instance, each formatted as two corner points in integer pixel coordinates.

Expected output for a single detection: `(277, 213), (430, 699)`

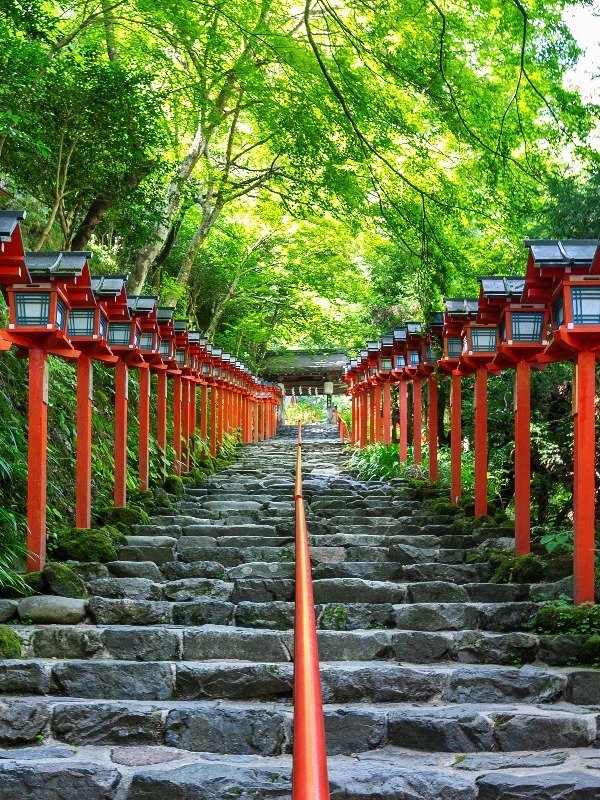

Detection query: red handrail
(292, 422), (330, 800)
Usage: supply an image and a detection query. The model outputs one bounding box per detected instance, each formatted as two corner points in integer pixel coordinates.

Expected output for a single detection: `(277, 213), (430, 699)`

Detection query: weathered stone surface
(129, 762), (291, 800)
(0, 599), (18, 623)
(88, 578), (163, 601)
(160, 561), (226, 580)
(328, 763), (475, 800)
(538, 634), (588, 666)
(52, 660), (175, 700)
(309, 546), (347, 563)
(165, 705), (291, 754)
(118, 546), (175, 565)
(176, 537), (218, 551)
(125, 536), (178, 548)
(465, 583), (530, 603)
(106, 561), (163, 581)
(452, 631), (538, 665)
(313, 578), (406, 604)
(491, 710), (596, 750)
(454, 751), (569, 771)
(175, 663), (293, 700)
(317, 603), (395, 631)
(388, 544), (438, 565)
(231, 578), (295, 603)
(172, 599), (234, 626)
(324, 706), (387, 754)
(17, 595), (86, 624)
(0, 762), (121, 800)
(404, 563), (488, 584)
(111, 746), (182, 766)
(53, 701), (165, 744)
(183, 626), (291, 662)
(407, 582), (469, 603)
(235, 601), (295, 630)
(388, 707), (494, 752)
(394, 602), (479, 632)
(567, 669), (600, 704)
(88, 597), (173, 625)
(443, 665), (566, 704)
(0, 699), (50, 742)
(0, 746), (75, 760)
(101, 627), (181, 661)
(316, 630), (394, 661)
(30, 626), (103, 659)
(0, 660), (53, 694)
(163, 578), (233, 602)
(228, 562), (295, 580)
(390, 631), (451, 662)
(319, 663), (444, 703)
(178, 546), (240, 566)
(477, 602), (540, 632)
(476, 771), (600, 800)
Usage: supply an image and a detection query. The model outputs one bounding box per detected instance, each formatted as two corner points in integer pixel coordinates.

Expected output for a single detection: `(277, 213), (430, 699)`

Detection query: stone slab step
(0, 658), (589, 704)
(14, 623), (574, 667)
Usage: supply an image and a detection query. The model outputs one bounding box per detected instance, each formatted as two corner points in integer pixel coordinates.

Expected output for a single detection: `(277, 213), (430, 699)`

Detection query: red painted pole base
(514, 361), (531, 556)
(26, 347), (48, 572)
(450, 373), (462, 505)
(573, 350), (596, 605)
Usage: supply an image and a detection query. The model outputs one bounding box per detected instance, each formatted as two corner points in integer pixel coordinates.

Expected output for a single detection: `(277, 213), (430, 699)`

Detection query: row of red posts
(0, 211), (281, 573)
(344, 238), (600, 605)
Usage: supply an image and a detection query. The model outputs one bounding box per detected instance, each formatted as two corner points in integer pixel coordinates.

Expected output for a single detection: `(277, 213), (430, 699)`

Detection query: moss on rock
(53, 526), (124, 564)
(42, 562), (88, 599)
(163, 475), (185, 497)
(0, 625), (21, 658)
(429, 499), (461, 517)
(579, 636), (600, 665)
(99, 506), (150, 533)
(491, 553), (545, 584)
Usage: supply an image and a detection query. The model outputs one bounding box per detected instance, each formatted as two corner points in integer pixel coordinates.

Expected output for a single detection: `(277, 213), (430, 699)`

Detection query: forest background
(0, 0), (599, 568)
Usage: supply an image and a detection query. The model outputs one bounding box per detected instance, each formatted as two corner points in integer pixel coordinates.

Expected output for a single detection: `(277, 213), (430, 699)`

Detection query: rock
(42, 563), (88, 598)
(394, 603), (478, 632)
(390, 631), (451, 662)
(0, 661), (52, 693)
(328, 762), (475, 800)
(477, 602), (540, 632)
(17, 595), (86, 624)
(52, 701), (165, 744)
(452, 631), (538, 665)
(231, 579), (294, 603)
(0, 600), (17, 623)
(443, 665), (566, 704)
(164, 578), (233, 602)
(87, 597), (173, 626)
(30, 626), (103, 659)
(52, 661), (175, 700)
(454, 751), (569, 770)
(165, 705), (291, 755)
(228, 562), (295, 580)
(0, 699), (50, 743)
(407, 582), (469, 603)
(538, 634), (588, 666)
(118, 546), (175, 565)
(160, 561), (226, 580)
(111, 746), (181, 766)
(319, 663), (444, 703)
(0, 762), (121, 800)
(324, 706), (387, 754)
(388, 707), (494, 752)
(101, 626), (181, 661)
(172, 600), (234, 626)
(106, 561), (163, 581)
(182, 626), (291, 662)
(313, 578), (406, 604)
(310, 546), (346, 563)
(566, 669), (600, 704)
(491, 710), (596, 750)
(476, 771), (600, 799)
(175, 663), (293, 700)
(0, 746), (75, 760)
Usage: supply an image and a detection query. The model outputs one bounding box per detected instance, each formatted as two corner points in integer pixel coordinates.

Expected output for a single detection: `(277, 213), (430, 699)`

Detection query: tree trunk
(71, 197), (111, 250)
(101, 0), (119, 60)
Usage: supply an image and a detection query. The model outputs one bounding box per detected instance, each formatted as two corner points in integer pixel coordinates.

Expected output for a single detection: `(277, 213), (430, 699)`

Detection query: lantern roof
(393, 327), (407, 341)
(427, 312), (444, 329)
(156, 306), (175, 323)
(174, 319), (188, 333)
(0, 210), (26, 241)
(406, 321), (423, 335)
(444, 298), (479, 316)
(524, 239), (598, 268)
(187, 331), (201, 344)
(91, 275), (127, 297)
(127, 295), (158, 315)
(478, 276), (525, 298)
(25, 251), (92, 278)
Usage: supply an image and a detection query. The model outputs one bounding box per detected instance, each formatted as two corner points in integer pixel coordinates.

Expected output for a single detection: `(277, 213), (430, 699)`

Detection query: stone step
(0, 658), (589, 704)
(14, 623), (576, 667)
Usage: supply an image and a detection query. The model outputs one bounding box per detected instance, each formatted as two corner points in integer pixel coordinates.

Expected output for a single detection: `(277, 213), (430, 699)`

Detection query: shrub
(491, 553), (545, 584)
(98, 506), (150, 533)
(579, 636), (600, 666)
(163, 475), (185, 497)
(0, 626), (21, 658)
(532, 598), (600, 635)
(429, 499), (461, 517)
(53, 526), (125, 563)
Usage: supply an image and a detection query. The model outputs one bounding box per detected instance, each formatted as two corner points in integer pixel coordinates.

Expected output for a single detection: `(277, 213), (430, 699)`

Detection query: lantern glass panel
(212, 366), (220, 377)
(359, 372), (366, 381)
(140, 332), (154, 351)
(410, 351), (420, 366)
(202, 364), (210, 375)
(553, 293), (564, 328)
(68, 308), (95, 337)
(15, 292), (50, 326)
(571, 287), (600, 325)
(395, 355), (406, 368)
(55, 298), (67, 330)
(134, 327), (140, 348)
(510, 312), (544, 342)
(470, 327), (497, 352)
(176, 349), (186, 366)
(108, 322), (132, 346)
(160, 340), (171, 358)
(371, 365), (377, 376)
(99, 313), (107, 341)
(446, 337), (462, 358)
(380, 357), (393, 371)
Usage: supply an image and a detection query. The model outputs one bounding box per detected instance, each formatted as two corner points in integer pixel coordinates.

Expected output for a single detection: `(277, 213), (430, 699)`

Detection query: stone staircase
(1, 424), (600, 798)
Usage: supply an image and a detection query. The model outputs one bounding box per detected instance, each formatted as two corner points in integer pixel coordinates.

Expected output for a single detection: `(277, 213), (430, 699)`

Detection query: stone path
(2, 424), (600, 798)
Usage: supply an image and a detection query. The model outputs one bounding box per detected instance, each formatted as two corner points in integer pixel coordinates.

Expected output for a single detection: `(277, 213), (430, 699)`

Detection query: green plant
(42, 562), (88, 599)
(491, 553), (545, 584)
(52, 526), (125, 563)
(537, 527), (574, 556)
(97, 506), (150, 534)
(0, 625), (21, 658)
(532, 597), (600, 636)
(163, 475), (185, 497)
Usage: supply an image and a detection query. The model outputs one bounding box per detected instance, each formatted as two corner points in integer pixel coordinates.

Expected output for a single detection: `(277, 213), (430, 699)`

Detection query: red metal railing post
(399, 383), (408, 463)
(573, 350), (596, 605)
(359, 391), (367, 448)
(450, 371), (462, 505)
(292, 422), (330, 800)
(200, 384), (208, 455)
(157, 370), (168, 480)
(75, 354), (93, 528)
(210, 386), (218, 457)
(138, 366), (151, 492)
(474, 366), (488, 518)
(172, 373), (182, 474)
(26, 346), (48, 572)
(382, 381), (391, 445)
(181, 378), (190, 472)
(114, 360), (128, 507)
(428, 376), (439, 485)
(514, 360), (531, 555)
(189, 379), (197, 466)
(413, 378), (422, 465)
